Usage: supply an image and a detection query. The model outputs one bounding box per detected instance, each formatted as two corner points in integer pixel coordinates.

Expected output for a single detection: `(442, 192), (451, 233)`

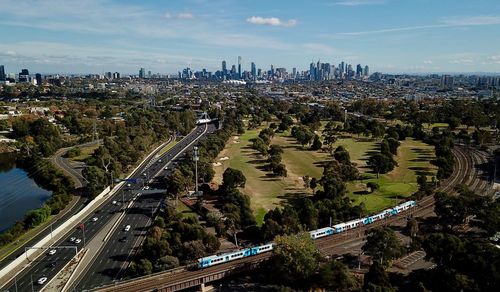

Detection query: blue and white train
(197, 200), (416, 269)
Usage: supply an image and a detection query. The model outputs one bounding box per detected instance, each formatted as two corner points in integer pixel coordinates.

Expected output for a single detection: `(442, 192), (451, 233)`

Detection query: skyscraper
(251, 62), (256, 78)
(356, 64), (363, 78)
(222, 60), (227, 78)
(0, 65), (5, 81)
(364, 65), (369, 76)
(139, 68), (145, 78)
(238, 56), (242, 79)
(35, 73), (42, 86)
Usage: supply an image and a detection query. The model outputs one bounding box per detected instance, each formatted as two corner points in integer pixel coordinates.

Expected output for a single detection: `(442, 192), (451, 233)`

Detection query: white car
(37, 277), (48, 285)
(124, 225), (131, 232)
(48, 249), (57, 255)
(144, 186), (150, 190)
(69, 237), (76, 242)
(164, 166), (168, 170)
(112, 200), (117, 205)
(91, 217), (98, 222)
(74, 238), (82, 244)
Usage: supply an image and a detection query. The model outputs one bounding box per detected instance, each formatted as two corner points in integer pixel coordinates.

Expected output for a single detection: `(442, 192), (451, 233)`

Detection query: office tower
(105, 72), (112, 79)
(35, 73), (42, 85)
(0, 65), (5, 81)
(139, 68), (146, 78)
(113, 72), (120, 79)
(441, 75), (454, 89)
(148, 70), (152, 78)
(251, 62), (256, 78)
(237, 56), (242, 79)
(292, 67), (297, 78)
(356, 64), (363, 78)
(364, 65), (369, 76)
(257, 68), (262, 77)
(19, 69), (29, 82)
(340, 62), (345, 74)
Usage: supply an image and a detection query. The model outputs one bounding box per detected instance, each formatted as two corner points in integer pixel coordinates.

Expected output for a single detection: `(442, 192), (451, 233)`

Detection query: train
(197, 200), (416, 269)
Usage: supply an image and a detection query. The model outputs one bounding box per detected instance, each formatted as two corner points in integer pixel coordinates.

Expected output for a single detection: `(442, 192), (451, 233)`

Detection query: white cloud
(331, 0), (386, 6)
(330, 15), (500, 37)
(177, 12), (195, 19)
(246, 16), (297, 27)
(423, 60), (433, 64)
(441, 15), (500, 26)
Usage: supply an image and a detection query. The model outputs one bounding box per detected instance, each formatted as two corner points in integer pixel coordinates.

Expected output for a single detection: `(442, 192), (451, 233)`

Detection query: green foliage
(318, 260), (357, 292)
(362, 227), (404, 267)
(269, 232), (321, 288)
(363, 261), (395, 292)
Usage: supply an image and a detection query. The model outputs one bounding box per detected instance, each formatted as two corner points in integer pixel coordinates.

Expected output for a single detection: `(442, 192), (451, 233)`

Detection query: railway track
(93, 145), (484, 292)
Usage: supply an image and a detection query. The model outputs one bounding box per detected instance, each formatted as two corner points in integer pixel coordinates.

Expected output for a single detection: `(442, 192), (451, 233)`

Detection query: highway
(1, 123), (215, 292)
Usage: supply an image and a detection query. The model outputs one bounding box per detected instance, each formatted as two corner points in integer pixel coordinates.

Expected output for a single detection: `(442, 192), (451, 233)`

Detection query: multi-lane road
(1, 123), (215, 292)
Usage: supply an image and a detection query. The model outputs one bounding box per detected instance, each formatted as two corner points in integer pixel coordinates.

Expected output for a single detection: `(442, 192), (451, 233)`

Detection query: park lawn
(176, 201), (197, 219)
(347, 138), (437, 213)
(70, 144), (99, 162)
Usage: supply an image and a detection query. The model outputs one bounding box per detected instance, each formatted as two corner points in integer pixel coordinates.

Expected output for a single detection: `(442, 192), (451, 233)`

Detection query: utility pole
(194, 146), (199, 197)
(30, 274), (34, 292)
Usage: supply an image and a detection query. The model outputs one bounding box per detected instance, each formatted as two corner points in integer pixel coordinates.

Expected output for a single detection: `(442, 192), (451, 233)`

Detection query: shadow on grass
(353, 190), (371, 195)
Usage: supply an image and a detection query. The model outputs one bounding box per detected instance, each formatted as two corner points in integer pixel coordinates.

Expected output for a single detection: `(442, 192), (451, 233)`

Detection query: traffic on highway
(1, 123), (214, 292)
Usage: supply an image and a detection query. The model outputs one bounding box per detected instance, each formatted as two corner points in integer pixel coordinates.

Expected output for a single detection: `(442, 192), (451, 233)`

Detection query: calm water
(0, 153), (52, 233)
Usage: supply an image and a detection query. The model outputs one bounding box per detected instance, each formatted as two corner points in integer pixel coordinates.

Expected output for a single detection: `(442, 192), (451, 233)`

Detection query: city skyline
(0, 0), (499, 74)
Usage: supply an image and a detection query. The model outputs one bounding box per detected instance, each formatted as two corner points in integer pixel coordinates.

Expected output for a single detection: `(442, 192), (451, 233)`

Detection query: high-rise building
(105, 72), (112, 79)
(356, 64), (363, 78)
(19, 69), (29, 82)
(251, 62), (256, 78)
(238, 56), (242, 79)
(139, 68), (146, 78)
(148, 70), (152, 78)
(35, 73), (42, 86)
(364, 65), (369, 76)
(441, 75), (454, 89)
(292, 67), (297, 78)
(0, 65), (5, 82)
(113, 72), (121, 79)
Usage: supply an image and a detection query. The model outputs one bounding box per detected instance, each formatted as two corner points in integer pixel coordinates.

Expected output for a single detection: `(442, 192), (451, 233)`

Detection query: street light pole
(194, 146), (199, 197)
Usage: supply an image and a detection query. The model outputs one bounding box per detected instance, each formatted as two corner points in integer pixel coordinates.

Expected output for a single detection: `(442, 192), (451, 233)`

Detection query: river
(0, 153), (52, 233)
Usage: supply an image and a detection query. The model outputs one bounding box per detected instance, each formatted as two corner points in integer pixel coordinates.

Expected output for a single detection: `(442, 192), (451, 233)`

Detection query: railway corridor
(92, 145), (492, 292)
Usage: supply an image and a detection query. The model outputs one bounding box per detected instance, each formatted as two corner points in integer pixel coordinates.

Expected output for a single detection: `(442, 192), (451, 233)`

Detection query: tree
(367, 153), (397, 178)
(251, 137), (268, 156)
(323, 121), (338, 154)
(363, 261), (395, 292)
(362, 227), (404, 267)
(303, 175), (311, 189)
(319, 260), (357, 292)
(273, 163), (287, 177)
(366, 182), (379, 193)
(83, 165), (108, 197)
(311, 134), (322, 150)
(222, 168), (246, 190)
(310, 177), (318, 193)
(270, 232), (321, 288)
(129, 258), (153, 276)
(334, 146), (351, 164)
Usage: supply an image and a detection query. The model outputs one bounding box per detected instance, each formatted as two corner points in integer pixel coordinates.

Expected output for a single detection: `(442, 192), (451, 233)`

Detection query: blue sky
(0, 0), (499, 74)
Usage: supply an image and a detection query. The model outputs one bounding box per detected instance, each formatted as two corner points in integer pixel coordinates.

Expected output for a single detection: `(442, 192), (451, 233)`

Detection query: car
(48, 249), (57, 255)
(91, 217), (98, 222)
(143, 173), (147, 177)
(164, 166), (168, 170)
(112, 200), (117, 205)
(74, 238), (82, 244)
(144, 186), (150, 190)
(47, 261), (57, 268)
(127, 183), (131, 187)
(37, 277), (48, 285)
(119, 236), (127, 242)
(158, 159), (162, 163)
(69, 237), (76, 242)
(124, 225), (131, 232)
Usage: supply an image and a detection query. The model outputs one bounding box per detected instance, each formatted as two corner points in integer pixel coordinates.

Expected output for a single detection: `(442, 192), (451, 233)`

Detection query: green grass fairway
(212, 125), (437, 223)
(347, 138), (437, 213)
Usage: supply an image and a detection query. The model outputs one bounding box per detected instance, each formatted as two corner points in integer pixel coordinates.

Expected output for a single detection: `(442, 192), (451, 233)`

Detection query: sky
(0, 0), (500, 74)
